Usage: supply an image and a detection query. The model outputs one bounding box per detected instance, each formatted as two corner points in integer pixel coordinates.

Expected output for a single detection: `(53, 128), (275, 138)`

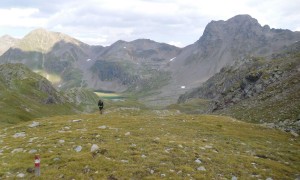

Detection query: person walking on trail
(98, 99), (104, 114)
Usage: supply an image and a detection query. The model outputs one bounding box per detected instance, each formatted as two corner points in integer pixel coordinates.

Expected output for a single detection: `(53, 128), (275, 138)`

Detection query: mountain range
(1, 14), (300, 108)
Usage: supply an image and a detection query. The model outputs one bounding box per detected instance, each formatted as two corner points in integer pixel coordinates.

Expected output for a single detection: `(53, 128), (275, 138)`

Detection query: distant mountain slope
(163, 15), (300, 103)
(0, 63), (98, 125)
(0, 35), (19, 55)
(13, 28), (86, 52)
(177, 42), (300, 132)
(88, 39), (181, 92)
(0, 29), (181, 93)
(0, 29), (96, 90)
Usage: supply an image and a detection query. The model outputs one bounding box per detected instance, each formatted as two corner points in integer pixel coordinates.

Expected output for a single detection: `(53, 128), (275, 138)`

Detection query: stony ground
(0, 108), (299, 179)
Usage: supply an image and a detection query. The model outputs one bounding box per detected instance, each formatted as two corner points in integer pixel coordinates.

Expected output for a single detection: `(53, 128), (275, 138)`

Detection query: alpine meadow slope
(0, 63), (98, 125)
(0, 109), (299, 179)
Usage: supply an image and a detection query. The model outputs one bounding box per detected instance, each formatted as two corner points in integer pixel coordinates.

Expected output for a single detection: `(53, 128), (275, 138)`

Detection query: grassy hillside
(0, 64), (95, 125)
(0, 109), (298, 179)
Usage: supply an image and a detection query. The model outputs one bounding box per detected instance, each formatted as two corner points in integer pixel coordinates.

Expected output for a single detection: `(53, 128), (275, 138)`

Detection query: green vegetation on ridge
(0, 63), (97, 125)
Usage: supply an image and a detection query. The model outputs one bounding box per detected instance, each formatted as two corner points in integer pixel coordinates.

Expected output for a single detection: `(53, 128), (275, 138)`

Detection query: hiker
(98, 99), (104, 114)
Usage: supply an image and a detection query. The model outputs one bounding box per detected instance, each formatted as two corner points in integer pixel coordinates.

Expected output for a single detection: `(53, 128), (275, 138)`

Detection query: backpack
(98, 100), (104, 108)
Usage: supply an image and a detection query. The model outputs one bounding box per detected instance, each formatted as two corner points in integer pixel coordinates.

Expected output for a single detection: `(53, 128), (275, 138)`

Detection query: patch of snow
(123, 46), (126, 49)
(170, 57), (176, 62)
(87, 59), (91, 62)
(181, 86), (186, 89)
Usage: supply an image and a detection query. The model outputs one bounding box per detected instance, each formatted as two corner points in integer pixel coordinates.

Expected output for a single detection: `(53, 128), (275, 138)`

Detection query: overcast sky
(0, 0), (299, 47)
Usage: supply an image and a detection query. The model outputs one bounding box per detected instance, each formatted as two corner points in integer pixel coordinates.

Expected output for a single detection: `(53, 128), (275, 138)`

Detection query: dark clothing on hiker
(98, 100), (104, 114)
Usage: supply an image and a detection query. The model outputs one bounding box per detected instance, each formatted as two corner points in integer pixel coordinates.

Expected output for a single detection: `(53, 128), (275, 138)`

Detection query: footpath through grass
(0, 108), (299, 179)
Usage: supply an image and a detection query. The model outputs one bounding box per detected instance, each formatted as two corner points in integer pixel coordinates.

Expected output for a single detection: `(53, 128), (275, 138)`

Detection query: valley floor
(0, 108), (299, 179)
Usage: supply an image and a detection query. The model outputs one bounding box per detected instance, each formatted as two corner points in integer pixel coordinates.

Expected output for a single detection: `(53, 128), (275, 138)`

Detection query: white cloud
(168, 41), (183, 47)
(0, 0), (299, 46)
(0, 8), (46, 27)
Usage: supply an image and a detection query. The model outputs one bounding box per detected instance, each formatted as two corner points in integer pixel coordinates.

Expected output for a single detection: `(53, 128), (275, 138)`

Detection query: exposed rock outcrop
(178, 42), (300, 132)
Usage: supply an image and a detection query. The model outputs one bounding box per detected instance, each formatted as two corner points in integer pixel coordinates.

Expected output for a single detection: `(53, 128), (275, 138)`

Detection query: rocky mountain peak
(227, 14), (259, 25)
(16, 28), (85, 52)
(199, 14), (262, 43)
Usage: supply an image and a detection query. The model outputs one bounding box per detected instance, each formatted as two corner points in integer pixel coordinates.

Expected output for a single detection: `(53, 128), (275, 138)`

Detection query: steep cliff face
(178, 42), (300, 132)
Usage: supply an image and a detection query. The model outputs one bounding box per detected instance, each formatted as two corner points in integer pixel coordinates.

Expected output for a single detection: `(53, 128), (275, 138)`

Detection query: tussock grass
(0, 109), (299, 179)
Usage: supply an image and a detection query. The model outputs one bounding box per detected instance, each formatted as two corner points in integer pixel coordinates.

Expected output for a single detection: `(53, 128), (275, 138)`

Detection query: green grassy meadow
(0, 106), (299, 179)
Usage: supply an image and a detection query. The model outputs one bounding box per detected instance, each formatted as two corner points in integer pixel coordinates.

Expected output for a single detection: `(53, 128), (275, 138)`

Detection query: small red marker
(35, 154), (40, 176)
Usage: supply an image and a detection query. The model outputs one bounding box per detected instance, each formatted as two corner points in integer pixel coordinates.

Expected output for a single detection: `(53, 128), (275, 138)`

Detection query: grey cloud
(2, 0), (299, 47)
